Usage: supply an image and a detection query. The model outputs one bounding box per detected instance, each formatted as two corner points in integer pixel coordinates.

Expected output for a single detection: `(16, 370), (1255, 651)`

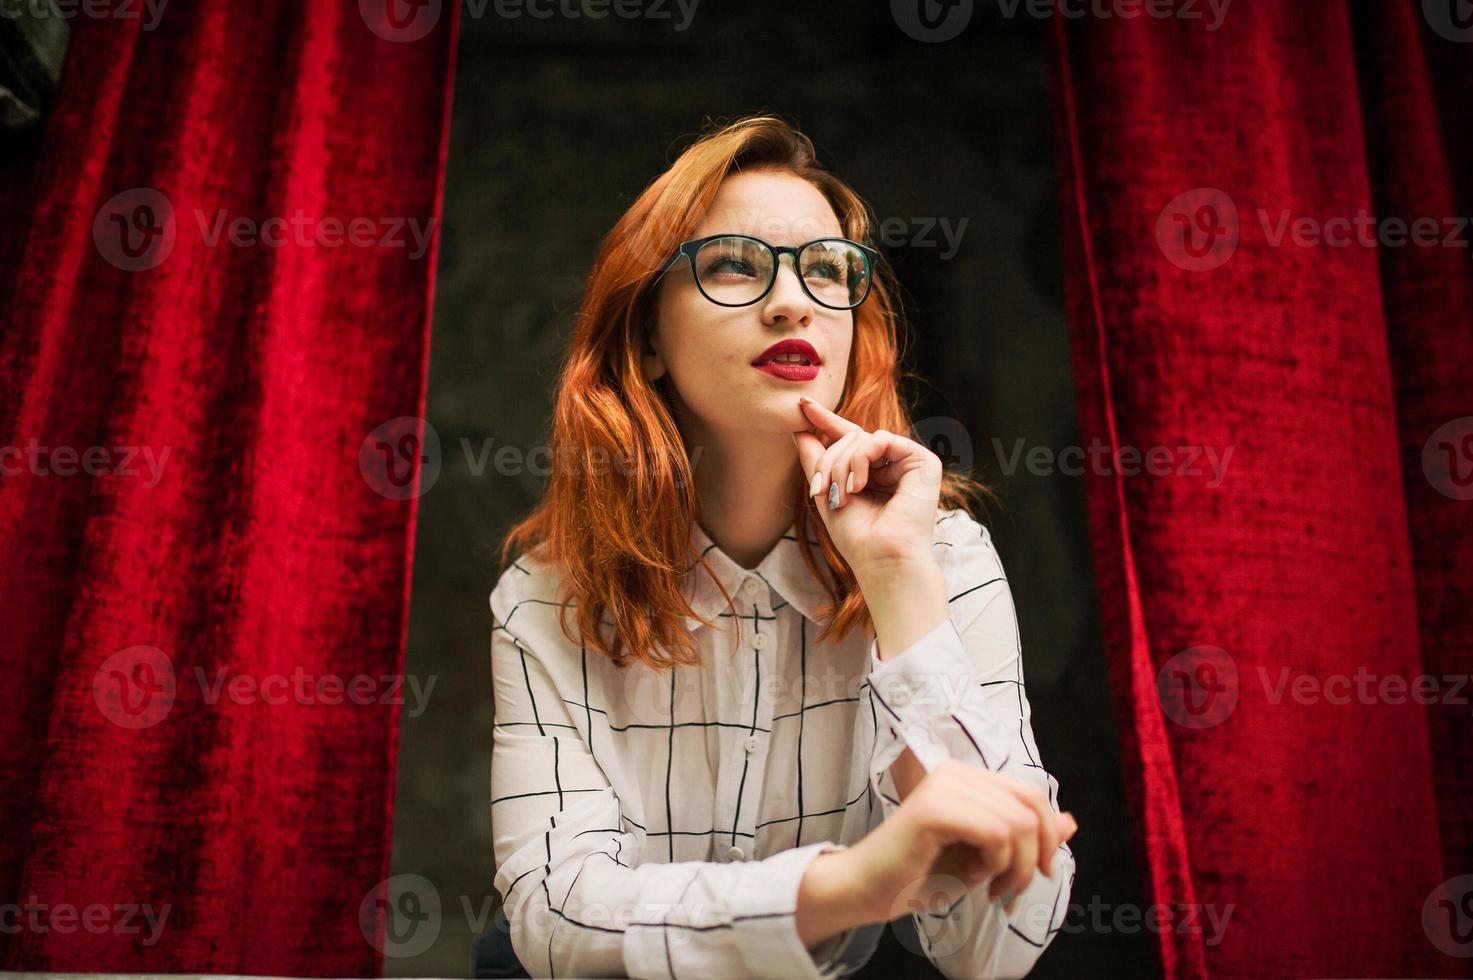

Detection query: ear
(642, 351), (666, 385)
(642, 327), (667, 384)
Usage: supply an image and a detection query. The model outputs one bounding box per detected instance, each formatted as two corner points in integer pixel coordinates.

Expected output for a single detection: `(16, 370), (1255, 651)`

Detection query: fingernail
(845, 472), (855, 494)
(810, 471), (824, 497)
(798, 395), (811, 406)
(791, 432), (798, 446)
(827, 481), (840, 510)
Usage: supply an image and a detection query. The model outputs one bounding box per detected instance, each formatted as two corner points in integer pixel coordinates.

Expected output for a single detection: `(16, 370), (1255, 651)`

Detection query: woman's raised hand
(791, 396), (944, 577)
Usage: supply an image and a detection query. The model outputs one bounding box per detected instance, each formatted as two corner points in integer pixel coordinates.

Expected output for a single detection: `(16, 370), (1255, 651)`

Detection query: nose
(759, 252), (814, 327)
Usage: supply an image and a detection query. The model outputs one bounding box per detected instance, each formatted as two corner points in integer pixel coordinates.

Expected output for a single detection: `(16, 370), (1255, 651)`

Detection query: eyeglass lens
(691, 236), (870, 308)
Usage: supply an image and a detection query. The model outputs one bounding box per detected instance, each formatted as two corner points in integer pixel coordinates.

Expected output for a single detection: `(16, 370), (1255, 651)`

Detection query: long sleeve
(863, 517), (1074, 980)
(490, 582), (857, 979)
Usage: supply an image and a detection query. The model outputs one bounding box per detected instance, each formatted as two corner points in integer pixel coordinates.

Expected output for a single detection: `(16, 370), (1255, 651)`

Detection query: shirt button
(742, 578), (761, 596)
(889, 680), (914, 706)
(727, 845), (745, 861)
(744, 734), (760, 753)
(752, 632), (768, 650)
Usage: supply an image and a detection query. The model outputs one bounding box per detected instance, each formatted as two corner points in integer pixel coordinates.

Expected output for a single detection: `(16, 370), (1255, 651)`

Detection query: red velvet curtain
(0, 1), (456, 974)
(1049, 2), (1471, 978)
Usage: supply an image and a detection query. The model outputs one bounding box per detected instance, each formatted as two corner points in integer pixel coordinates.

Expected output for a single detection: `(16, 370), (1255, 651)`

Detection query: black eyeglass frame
(655, 233), (880, 310)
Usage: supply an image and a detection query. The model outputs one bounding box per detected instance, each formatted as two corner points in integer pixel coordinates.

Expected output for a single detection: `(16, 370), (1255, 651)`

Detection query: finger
(935, 805), (1012, 886)
(798, 395), (864, 441)
(939, 774), (1036, 902)
(813, 430), (863, 506)
(829, 432), (876, 505)
(981, 794), (1039, 900)
(1057, 811), (1079, 847)
(999, 778), (1061, 877)
(793, 429), (826, 490)
(849, 429), (916, 494)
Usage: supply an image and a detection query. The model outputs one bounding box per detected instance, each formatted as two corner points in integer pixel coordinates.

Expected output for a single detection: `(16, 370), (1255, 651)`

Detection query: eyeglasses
(656, 234), (878, 310)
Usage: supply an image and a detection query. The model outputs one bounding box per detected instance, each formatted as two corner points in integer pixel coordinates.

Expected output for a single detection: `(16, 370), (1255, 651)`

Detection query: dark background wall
(390, 3), (1152, 977)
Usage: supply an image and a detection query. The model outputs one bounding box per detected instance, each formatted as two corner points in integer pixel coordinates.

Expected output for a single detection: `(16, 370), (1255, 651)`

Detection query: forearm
(859, 553), (950, 663)
(858, 554), (949, 802)
(795, 849), (873, 951)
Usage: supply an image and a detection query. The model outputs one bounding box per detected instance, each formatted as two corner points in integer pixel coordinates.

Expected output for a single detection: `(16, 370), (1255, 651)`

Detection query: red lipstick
(751, 339), (821, 382)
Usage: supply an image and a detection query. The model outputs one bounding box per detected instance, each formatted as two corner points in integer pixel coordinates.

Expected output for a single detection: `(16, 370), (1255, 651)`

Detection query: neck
(677, 407), (804, 570)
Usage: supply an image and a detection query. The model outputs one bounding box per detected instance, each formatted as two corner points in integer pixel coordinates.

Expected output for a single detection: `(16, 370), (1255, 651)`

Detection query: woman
(489, 114), (1077, 979)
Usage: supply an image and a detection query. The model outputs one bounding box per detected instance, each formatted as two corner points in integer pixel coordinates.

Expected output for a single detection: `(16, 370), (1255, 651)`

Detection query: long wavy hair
(498, 113), (991, 671)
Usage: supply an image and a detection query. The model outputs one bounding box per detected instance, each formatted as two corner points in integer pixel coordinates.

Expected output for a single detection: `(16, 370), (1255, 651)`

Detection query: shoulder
(930, 506), (1008, 606)
(931, 505), (996, 555)
(488, 552), (582, 654)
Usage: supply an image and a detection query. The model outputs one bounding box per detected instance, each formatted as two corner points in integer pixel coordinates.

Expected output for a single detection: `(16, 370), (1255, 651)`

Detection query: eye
(803, 260), (845, 283)
(699, 240), (764, 280)
(705, 255), (758, 279)
(802, 251), (849, 283)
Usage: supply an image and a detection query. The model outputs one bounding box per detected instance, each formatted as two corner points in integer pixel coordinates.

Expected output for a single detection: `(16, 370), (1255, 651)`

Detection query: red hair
(498, 113), (990, 671)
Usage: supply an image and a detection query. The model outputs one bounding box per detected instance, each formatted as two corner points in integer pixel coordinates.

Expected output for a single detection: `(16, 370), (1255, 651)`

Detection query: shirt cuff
(867, 616), (980, 770)
(730, 841), (856, 980)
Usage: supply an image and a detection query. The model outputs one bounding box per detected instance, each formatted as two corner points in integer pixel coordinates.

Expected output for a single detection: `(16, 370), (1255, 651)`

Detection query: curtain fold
(0, 1), (457, 974)
(1048, 2), (1470, 977)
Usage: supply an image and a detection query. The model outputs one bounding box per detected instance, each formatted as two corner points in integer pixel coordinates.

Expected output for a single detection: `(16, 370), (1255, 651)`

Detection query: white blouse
(489, 506), (1074, 979)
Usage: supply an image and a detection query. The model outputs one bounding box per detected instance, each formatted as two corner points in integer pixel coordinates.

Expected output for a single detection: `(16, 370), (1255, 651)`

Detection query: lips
(752, 339), (821, 367)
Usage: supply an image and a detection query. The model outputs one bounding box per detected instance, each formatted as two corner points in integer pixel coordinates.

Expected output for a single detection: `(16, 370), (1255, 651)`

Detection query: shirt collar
(682, 520), (836, 630)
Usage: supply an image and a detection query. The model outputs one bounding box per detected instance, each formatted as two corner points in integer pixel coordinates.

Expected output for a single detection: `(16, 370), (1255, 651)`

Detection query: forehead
(692, 169), (845, 244)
